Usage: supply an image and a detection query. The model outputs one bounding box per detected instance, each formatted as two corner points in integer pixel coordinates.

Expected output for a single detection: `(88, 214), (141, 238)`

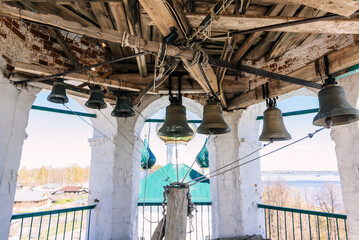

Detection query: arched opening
(133, 96), (212, 239)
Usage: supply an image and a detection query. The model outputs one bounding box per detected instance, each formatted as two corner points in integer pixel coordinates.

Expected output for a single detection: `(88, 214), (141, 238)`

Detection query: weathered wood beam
(184, 14), (359, 35)
(13, 62), (142, 92)
(252, 0), (359, 17)
(47, 28), (82, 69)
(0, 4), (194, 59)
(246, 4), (300, 60)
(122, 0), (148, 77)
(267, 7), (326, 60)
(227, 42), (359, 109)
(138, 0), (223, 104)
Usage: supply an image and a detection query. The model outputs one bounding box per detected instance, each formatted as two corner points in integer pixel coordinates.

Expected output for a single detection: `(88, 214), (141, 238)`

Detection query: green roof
(139, 163), (210, 204)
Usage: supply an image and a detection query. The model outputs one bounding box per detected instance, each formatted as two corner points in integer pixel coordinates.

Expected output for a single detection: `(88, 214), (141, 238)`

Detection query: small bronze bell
(111, 92), (135, 118)
(259, 100), (291, 142)
(158, 102), (194, 138)
(47, 79), (69, 104)
(197, 98), (230, 135)
(313, 82), (359, 126)
(85, 86), (107, 110)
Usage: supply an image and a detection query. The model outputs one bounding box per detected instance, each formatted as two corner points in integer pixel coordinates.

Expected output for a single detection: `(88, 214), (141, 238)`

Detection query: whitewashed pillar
(0, 73), (39, 239)
(87, 108), (141, 240)
(210, 104), (265, 238)
(330, 73), (359, 239)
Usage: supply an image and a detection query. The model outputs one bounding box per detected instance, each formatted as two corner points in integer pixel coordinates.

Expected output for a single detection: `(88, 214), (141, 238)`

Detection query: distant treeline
(18, 165), (90, 187)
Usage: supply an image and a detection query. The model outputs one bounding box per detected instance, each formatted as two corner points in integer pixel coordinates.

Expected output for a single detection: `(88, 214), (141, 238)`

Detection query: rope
(175, 137), (179, 182)
(187, 127), (326, 187)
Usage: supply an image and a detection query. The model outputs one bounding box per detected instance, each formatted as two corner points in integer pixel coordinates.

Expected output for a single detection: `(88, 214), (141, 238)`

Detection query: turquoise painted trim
(334, 64), (359, 80)
(11, 205), (96, 220)
(258, 204), (347, 219)
(256, 108), (319, 120)
(145, 119), (202, 123)
(31, 105), (97, 118)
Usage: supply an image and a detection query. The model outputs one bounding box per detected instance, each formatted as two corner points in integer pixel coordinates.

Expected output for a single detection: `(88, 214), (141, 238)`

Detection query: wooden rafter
(252, 0), (359, 17)
(227, 42), (359, 109)
(138, 0), (224, 105)
(0, 4), (195, 59)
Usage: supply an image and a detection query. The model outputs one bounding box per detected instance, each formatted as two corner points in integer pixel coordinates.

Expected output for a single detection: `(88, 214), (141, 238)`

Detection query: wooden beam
(252, 0), (359, 17)
(13, 62), (142, 92)
(227, 42), (359, 109)
(246, 4), (300, 60)
(182, 14), (359, 35)
(267, 7), (326, 60)
(0, 4), (195, 60)
(138, 0), (222, 104)
(47, 28), (82, 69)
(90, 2), (123, 59)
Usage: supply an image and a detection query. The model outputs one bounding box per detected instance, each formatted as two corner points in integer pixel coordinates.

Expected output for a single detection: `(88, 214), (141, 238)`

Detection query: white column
(330, 73), (359, 239)
(87, 109), (141, 240)
(166, 142), (187, 164)
(210, 104), (265, 238)
(0, 74), (39, 239)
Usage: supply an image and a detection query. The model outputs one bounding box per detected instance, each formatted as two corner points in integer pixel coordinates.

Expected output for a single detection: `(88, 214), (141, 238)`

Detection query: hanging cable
(181, 134), (211, 183)
(187, 127), (326, 187)
(175, 137), (179, 183)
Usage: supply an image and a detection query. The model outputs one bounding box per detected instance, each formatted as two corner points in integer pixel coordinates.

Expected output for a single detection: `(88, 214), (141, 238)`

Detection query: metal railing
(258, 204), (348, 240)
(138, 202), (211, 240)
(10, 205), (96, 240)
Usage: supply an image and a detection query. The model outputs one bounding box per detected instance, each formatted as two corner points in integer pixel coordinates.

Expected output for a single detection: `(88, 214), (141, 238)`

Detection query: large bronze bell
(158, 102), (194, 138)
(197, 98), (230, 135)
(111, 92), (135, 118)
(259, 102), (291, 142)
(313, 83), (359, 126)
(85, 86), (107, 110)
(47, 79), (69, 104)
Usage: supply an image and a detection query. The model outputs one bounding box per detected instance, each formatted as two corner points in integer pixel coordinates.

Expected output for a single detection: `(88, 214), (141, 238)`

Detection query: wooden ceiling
(1, 0), (359, 110)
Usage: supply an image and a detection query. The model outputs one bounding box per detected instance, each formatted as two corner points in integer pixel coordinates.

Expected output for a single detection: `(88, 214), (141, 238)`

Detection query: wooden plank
(184, 13), (359, 34)
(228, 42), (359, 109)
(13, 62), (142, 92)
(0, 4), (195, 60)
(252, 0), (359, 17)
(48, 28), (82, 68)
(138, 0), (222, 104)
(90, 2), (123, 58)
(122, 0), (148, 77)
(267, 7), (325, 60)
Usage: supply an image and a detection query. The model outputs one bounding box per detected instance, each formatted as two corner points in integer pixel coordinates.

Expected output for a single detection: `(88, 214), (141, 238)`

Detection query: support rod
(208, 57), (322, 89)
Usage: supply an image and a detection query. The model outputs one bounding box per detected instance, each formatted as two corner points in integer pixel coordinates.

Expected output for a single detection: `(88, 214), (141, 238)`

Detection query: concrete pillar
(330, 73), (359, 239)
(86, 106), (141, 240)
(0, 72), (39, 239)
(209, 104), (265, 238)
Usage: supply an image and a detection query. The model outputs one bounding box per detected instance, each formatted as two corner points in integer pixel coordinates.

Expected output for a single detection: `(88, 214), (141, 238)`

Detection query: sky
(20, 91), (339, 171)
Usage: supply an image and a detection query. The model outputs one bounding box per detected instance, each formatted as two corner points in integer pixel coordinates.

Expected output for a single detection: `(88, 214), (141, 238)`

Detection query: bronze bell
(85, 86), (107, 110)
(197, 98), (230, 135)
(111, 92), (135, 118)
(47, 79), (69, 104)
(158, 102), (194, 138)
(259, 102), (291, 142)
(313, 83), (359, 126)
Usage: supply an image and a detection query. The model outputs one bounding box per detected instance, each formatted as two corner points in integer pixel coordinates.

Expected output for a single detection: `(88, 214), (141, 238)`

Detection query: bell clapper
(325, 117), (333, 129)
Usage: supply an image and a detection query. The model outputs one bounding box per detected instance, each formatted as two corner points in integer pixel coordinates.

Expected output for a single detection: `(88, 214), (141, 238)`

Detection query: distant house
(14, 190), (49, 207)
(56, 186), (86, 196)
